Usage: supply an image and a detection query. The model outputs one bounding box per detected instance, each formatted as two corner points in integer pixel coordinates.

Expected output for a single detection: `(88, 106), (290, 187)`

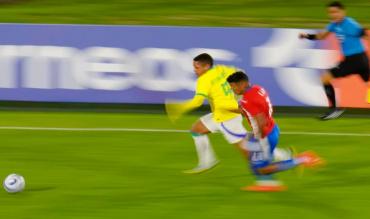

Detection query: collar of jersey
(200, 66), (216, 78)
(335, 16), (348, 25)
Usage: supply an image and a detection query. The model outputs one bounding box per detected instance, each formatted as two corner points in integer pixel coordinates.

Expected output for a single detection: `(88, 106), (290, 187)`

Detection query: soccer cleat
(241, 180), (287, 192)
(320, 108), (345, 120)
(183, 160), (220, 174)
(296, 151), (325, 168)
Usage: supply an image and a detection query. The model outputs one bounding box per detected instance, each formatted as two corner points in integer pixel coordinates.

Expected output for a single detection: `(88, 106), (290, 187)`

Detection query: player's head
(193, 53), (213, 77)
(227, 71), (249, 95)
(327, 1), (346, 23)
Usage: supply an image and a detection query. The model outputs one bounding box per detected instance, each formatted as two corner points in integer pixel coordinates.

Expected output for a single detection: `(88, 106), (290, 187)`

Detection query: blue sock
(255, 159), (300, 175)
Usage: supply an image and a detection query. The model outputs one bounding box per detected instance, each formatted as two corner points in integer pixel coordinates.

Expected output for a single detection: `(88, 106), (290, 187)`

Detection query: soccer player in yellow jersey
(166, 53), (292, 175)
(166, 53), (250, 173)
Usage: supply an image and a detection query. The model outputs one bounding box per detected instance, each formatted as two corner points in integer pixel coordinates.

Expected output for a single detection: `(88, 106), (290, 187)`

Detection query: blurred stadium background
(0, 1), (369, 219)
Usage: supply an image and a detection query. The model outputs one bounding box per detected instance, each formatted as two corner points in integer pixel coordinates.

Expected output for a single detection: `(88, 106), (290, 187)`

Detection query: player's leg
(243, 152), (322, 193)
(320, 55), (365, 120)
(218, 117), (292, 169)
(216, 115), (256, 171)
(190, 119), (218, 167)
(320, 70), (345, 120)
(217, 115), (249, 158)
(321, 71), (336, 108)
(243, 125), (322, 192)
(233, 137), (291, 193)
(273, 146), (294, 161)
(357, 53), (370, 103)
(263, 126), (323, 172)
(358, 53), (370, 83)
(243, 125), (286, 191)
(217, 116), (298, 191)
(253, 151), (324, 175)
(217, 116), (284, 191)
(184, 113), (219, 174)
(234, 138), (289, 192)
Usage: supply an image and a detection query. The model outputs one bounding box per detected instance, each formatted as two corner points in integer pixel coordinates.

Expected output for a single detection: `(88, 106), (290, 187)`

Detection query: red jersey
(239, 85), (275, 138)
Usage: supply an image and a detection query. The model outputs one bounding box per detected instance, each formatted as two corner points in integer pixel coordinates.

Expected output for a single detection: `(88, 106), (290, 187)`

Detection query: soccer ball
(3, 174), (25, 193)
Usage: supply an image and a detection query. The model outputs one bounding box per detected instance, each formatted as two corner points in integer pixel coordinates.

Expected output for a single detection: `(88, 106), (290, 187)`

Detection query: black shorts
(329, 52), (370, 82)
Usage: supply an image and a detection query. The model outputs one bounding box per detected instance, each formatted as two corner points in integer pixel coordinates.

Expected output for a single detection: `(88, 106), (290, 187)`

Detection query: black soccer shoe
(320, 108), (345, 120)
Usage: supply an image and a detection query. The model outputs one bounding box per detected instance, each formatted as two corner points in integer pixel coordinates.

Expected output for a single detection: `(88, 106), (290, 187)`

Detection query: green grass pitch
(0, 111), (369, 218)
(0, 0), (369, 28)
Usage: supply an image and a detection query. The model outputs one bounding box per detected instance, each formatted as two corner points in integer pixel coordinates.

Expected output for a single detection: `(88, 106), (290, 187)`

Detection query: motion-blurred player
(299, 1), (369, 120)
(227, 71), (324, 192)
(165, 53), (247, 173)
(166, 53), (290, 174)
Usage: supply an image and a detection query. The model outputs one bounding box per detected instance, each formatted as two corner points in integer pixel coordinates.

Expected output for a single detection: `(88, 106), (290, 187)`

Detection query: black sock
(324, 84), (336, 108)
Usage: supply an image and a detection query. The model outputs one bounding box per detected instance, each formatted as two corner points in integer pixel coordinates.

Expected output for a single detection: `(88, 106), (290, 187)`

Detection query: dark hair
(327, 1), (345, 9)
(227, 71), (249, 83)
(193, 53), (213, 67)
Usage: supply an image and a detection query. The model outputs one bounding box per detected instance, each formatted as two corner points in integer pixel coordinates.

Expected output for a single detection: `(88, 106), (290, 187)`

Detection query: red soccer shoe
(296, 151), (325, 168)
(241, 180), (287, 192)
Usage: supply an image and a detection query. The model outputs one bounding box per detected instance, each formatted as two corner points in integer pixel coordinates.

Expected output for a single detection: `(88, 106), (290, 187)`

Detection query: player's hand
(299, 33), (308, 39)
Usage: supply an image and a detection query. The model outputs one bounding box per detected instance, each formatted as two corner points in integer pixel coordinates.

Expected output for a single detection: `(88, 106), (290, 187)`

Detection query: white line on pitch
(0, 126), (369, 137)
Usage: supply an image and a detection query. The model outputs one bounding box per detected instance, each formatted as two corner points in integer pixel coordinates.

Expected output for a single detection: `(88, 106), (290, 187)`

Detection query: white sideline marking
(0, 126), (369, 137)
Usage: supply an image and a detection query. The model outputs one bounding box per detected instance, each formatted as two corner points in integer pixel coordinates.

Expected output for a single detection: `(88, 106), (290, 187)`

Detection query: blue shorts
(247, 125), (280, 174)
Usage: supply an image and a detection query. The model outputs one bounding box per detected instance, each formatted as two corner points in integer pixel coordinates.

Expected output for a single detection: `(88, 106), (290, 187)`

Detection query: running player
(227, 71), (324, 192)
(299, 1), (369, 120)
(165, 53), (248, 173)
(166, 53), (291, 174)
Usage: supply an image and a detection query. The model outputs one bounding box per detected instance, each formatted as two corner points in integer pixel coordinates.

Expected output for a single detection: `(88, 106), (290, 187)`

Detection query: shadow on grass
(26, 186), (56, 192)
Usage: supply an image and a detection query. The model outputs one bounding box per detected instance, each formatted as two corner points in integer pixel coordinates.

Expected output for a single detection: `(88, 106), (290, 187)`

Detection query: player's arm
(165, 94), (205, 122)
(360, 28), (368, 39)
(239, 98), (266, 139)
(176, 95), (205, 112)
(299, 31), (331, 40)
(253, 113), (268, 139)
(165, 79), (210, 122)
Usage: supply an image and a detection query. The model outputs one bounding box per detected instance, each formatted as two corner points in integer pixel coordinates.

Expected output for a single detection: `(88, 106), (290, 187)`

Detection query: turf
(0, 0), (369, 28)
(0, 111), (369, 219)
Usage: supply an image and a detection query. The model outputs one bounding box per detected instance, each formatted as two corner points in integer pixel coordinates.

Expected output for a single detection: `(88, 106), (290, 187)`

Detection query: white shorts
(200, 113), (247, 144)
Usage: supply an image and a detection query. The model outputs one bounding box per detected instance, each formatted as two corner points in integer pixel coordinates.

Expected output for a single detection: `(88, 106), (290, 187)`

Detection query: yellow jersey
(166, 65), (240, 122)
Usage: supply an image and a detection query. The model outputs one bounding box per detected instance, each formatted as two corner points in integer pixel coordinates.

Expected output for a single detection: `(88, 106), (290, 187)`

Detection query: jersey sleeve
(165, 95), (205, 122)
(195, 77), (211, 98)
(346, 18), (363, 37)
(326, 22), (335, 32)
(178, 95), (205, 112)
(165, 77), (210, 121)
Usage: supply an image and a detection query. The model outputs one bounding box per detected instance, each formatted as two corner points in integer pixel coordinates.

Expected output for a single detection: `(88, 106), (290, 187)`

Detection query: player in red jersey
(227, 71), (324, 192)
